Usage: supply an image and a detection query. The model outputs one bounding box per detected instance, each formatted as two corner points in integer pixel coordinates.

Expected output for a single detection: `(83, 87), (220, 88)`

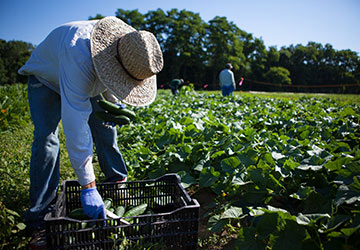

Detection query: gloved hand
(80, 187), (107, 219)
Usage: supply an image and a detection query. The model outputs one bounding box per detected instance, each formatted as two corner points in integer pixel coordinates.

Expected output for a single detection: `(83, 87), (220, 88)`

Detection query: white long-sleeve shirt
(18, 20), (111, 186)
(219, 69), (236, 89)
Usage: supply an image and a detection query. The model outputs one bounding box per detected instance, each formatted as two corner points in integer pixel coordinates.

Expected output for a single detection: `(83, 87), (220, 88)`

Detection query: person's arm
(219, 71), (223, 87)
(81, 180), (96, 190)
(59, 52), (106, 219)
(230, 71), (236, 90)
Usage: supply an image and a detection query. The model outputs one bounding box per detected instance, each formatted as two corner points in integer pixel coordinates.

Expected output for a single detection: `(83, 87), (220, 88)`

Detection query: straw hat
(90, 16), (164, 107)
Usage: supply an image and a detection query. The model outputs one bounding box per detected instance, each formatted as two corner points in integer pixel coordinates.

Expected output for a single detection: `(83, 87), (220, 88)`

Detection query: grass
(242, 91), (360, 105)
(198, 89), (360, 105)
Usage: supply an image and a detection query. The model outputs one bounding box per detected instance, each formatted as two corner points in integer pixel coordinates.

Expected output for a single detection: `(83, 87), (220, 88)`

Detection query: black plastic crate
(44, 174), (199, 249)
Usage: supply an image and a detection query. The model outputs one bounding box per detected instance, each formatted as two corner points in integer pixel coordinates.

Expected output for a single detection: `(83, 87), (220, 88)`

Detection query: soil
(190, 188), (237, 250)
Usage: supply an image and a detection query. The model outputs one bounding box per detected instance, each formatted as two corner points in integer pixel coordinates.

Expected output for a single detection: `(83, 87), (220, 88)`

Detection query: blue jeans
(221, 85), (234, 96)
(25, 75), (127, 230)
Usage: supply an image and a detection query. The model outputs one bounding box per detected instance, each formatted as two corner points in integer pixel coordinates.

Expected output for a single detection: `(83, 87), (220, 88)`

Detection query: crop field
(1, 84), (360, 249)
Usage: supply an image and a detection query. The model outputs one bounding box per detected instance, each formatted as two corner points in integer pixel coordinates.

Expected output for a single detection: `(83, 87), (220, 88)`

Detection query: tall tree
(161, 9), (207, 85)
(0, 39), (33, 85)
(205, 16), (247, 89)
(115, 9), (146, 30)
(84, 8), (360, 93)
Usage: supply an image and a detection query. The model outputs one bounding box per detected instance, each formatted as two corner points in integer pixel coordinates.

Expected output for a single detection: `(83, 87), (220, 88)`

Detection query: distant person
(169, 78), (184, 95)
(17, 16), (163, 248)
(219, 63), (236, 96)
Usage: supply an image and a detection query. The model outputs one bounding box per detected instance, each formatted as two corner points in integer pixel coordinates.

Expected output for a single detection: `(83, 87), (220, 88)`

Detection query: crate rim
(45, 173), (200, 223)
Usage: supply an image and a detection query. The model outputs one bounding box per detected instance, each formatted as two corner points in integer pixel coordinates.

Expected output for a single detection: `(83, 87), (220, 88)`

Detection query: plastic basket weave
(44, 174), (200, 249)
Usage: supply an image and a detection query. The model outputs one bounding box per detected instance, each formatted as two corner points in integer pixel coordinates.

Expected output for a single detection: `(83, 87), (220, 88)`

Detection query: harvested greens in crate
(44, 174), (200, 249)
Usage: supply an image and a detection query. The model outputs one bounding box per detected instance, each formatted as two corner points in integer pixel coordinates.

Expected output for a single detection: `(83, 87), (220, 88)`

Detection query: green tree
(242, 36), (268, 87)
(205, 16), (247, 89)
(88, 14), (105, 20)
(85, 8), (360, 93)
(115, 9), (146, 30)
(264, 66), (291, 86)
(0, 39), (33, 85)
(162, 9), (207, 86)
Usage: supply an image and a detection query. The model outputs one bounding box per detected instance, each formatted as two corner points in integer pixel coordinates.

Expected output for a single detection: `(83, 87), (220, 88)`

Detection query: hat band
(115, 37), (144, 82)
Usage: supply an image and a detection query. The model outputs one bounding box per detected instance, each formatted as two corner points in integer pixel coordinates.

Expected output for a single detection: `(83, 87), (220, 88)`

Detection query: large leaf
(208, 214), (227, 232)
(220, 156), (241, 174)
(221, 206), (244, 219)
(177, 170), (196, 189)
(256, 212), (281, 240)
(334, 184), (360, 207)
(235, 227), (267, 250)
(270, 220), (307, 250)
(199, 166), (220, 188)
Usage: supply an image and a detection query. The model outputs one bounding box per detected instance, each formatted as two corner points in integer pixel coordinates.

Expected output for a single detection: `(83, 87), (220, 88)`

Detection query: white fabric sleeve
(59, 54), (96, 186)
(231, 71), (236, 89)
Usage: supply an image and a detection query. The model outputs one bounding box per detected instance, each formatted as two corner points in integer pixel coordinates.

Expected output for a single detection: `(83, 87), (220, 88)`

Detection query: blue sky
(1, 0), (359, 53)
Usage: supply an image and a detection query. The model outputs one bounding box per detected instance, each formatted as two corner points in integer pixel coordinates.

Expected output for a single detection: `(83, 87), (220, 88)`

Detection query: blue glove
(80, 187), (107, 219)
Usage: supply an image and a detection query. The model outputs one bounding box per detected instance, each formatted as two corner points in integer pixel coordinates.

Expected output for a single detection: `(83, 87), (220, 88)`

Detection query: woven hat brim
(91, 17), (157, 107)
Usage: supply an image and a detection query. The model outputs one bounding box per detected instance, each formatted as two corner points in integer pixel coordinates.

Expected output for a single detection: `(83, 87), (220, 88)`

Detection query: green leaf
(296, 213), (330, 226)
(290, 186), (314, 200)
(235, 227), (266, 250)
(272, 152), (285, 160)
(221, 206), (244, 219)
(232, 174), (251, 186)
(270, 220), (306, 250)
(5, 208), (20, 217)
(16, 223), (26, 230)
(221, 156), (241, 174)
(321, 214), (351, 233)
(256, 212), (280, 240)
(208, 215), (227, 232)
(263, 152), (276, 166)
(350, 176), (360, 192)
(335, 184), (360, 207)
(199, 167), (220, 188)
(297, 165), (323, 171)
(340, 225), (360, 237)
(238, 149), (258, 167)
(324, 157), (350, 171)
(177, 170), (196, 189)
(339, 107), (356, 117)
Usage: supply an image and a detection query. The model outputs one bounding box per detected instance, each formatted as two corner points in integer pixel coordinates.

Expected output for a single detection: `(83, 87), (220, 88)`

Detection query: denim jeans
(25, 75), (128, 230)
(221, 85), (234, 97)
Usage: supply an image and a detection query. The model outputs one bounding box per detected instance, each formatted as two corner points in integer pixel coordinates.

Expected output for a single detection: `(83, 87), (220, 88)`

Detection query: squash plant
(118, 86), (360, 249)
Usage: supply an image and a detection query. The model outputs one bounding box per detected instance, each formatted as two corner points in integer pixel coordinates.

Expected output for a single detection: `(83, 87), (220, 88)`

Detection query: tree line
(1, 8), (359, 93)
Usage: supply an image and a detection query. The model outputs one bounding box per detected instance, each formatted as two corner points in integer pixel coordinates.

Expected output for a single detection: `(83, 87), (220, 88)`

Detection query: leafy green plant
(0, 202), (27, 250)
(1, 84), (359, 249)
(0, 84), (30, 131)
(118, 85), (360, 249)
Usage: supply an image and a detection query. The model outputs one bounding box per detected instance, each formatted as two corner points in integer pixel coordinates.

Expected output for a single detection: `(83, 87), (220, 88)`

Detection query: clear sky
(1, 0), (359, 54)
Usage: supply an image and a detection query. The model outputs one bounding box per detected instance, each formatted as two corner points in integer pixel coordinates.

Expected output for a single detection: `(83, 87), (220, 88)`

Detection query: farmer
(219, 63), (236, 96)
(18, 16), (163, 247)
(169, 78), (184, 95)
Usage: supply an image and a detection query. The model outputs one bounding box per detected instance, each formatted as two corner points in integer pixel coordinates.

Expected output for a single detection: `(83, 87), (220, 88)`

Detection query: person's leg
(222, 85), (230, 96)
(170, 86), (176, 95)
(88, 95), (128, 182)
(229, 85), (234, 96)
(224, 85), (233, 96)
(25, 76), (61, 231)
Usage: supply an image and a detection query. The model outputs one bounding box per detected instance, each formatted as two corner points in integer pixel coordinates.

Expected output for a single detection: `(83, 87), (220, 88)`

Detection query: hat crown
(117, 31), (163, 81)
